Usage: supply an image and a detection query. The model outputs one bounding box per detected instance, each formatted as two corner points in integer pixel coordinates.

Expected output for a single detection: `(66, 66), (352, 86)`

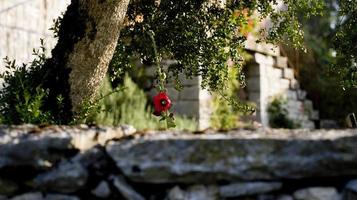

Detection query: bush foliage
(267, 96), (300, 129)
(90, 74), (197, 131)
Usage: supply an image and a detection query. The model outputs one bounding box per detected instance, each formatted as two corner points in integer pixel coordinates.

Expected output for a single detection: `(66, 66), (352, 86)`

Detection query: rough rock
(343, 180), (357, 200)
(293, 187), (340, 200)
(43, 194), (79, 200)
(167, 187), (186, 200)
(0, 178), (18, 195)
(167, 185), (218, 200)
(277, 195), (294, 200)
(91, 181), (111, 198)
(320, 120), (339, 129)
(34, 161), (88, 193)
(219, 182), (282, 198)
(257, 194), (276, 200)
(346, 180), (357, 192)
(10, 193), (79, 200)
(0, 125), (135, 169)
(10, 192), (43, 200)
(72, 147), (106, 167)
(106, 129), (357, 183)
(110, 175), (145, 200)
(71, 146), (112, 177)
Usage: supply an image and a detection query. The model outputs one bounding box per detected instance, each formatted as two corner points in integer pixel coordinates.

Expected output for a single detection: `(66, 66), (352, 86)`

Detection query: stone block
(280, 79), (290, 91)
(246, 63), (260, 77)
(245, 36), (280, 56)
(161, 59), (178, 66)
(304, 100), (314, 113)
(144, 66), (156, 77)
(255, 53), (274, 65)
(110, 175), (145, 200)
(219, 182), (282, 198)
(91, 181), (111, 198)
(310, 110), (319, 120)
(199, 89), (212, 101)
(286, 90), (297, 100)
(283, 68), (294, 80)
(179, 85), (199, 100)
(300, 114), (310, 122)
(246, 77), (260, 92)
(249, 92), (260, 104)
(267, 67), (282, 80)
(107, 129), (357, 184)
(293, 187), (339, 200)
(277, 195), (293, 200)
(172, 101), (199, 117)
(305, 121), (316, 129)
(198, 117), (211, 131)
(287, 100), (303, 112)
(166, 87), (179, 101)
(274, 56), (288, 68)
(34, 161), (88, 193)
(180, 76), (199, 86)
(287, 112), (300, 121)
(320, 120), (339, 129)
(297, 90), (307, 100)
(11, 192), (43, 200)
(270, 84), (281, 95)
(167, 185), (218, 200)
(272, 68), (283, 79)
(290, 79), (300, 89)
(45, 194), (80, 200)
(199, 99), (213, 128)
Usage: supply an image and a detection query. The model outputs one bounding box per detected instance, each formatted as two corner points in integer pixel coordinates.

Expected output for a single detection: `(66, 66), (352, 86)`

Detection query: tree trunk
(43, 0), (130, 121)
(67, 0), (130, 114)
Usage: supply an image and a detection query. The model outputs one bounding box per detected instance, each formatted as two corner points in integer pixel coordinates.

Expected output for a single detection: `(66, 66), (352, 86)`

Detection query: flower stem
(147, 30), (165, 91)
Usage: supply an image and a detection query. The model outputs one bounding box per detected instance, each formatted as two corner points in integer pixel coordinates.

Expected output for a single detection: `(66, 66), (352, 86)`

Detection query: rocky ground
(0, 125), (357, 200)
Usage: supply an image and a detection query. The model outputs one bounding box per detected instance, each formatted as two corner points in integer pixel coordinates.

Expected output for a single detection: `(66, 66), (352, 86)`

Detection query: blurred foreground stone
(107, 129), (357, 183)
(0, 125), (356, 199)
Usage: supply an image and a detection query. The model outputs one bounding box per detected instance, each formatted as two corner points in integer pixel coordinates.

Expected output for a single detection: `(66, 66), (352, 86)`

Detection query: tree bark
(66, 0), (130, 114)
(42, 0), (129, 122)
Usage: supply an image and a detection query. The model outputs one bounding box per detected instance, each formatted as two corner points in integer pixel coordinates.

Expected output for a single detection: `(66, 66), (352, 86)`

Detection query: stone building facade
(0, 0), (70, 72)
(0, 0), (318, 130)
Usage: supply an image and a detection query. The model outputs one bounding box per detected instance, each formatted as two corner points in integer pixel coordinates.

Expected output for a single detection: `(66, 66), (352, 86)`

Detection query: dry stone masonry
(143, 37), (320, 130)
(244, 36), (318, 128)
(0, 125), (357, 200)
(0, 0), (70, 70)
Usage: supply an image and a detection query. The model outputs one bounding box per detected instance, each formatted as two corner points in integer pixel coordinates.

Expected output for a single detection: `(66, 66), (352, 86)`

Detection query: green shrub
(89, 74), (197, 131)
(267, 96), (300, 129)
(210, 65), (255, 130)
(211, 95), (239, 130)
(0, 41), (62, 124)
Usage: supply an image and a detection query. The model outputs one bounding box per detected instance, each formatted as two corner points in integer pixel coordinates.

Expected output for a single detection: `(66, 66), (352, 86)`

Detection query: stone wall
(244, 36), (318, 128)
(0, 0), (70, 71)
(0, 125), (357, 200)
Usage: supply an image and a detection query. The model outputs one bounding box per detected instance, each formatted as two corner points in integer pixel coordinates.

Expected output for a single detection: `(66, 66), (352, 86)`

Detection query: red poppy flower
(153, 92), (172, 116)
